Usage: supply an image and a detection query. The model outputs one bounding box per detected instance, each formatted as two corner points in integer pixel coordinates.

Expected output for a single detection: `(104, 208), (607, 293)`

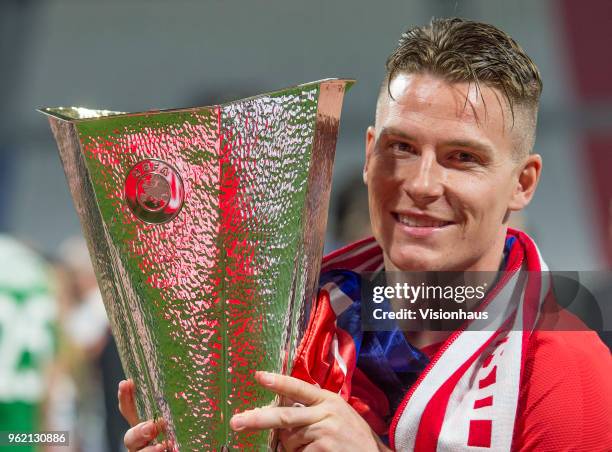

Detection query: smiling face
(364, 72), (541, 272)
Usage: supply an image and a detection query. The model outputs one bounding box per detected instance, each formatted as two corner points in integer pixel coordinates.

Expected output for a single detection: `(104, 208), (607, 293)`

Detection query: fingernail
(231, 415), (245, 431)
(258, 371), (274, 386)
(141, 423), (153, 439)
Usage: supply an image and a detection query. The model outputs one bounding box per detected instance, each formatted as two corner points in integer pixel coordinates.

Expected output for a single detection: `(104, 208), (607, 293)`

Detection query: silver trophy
(40, 79), (352, 450)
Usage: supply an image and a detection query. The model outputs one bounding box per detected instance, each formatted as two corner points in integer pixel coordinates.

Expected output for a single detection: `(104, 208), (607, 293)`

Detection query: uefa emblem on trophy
(124, 159), (185, 224)
(40, 79), (352, 450)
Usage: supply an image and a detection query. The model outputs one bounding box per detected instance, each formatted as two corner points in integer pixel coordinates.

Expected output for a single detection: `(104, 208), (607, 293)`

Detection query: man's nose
(402, 151), (444, 204)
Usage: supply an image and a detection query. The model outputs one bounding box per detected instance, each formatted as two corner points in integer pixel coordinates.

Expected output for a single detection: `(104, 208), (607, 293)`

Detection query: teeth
(397, 214), (448, 228)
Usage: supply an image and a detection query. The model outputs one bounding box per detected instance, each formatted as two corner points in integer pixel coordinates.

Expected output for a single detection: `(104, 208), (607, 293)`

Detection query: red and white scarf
(292, 229), (552, 451)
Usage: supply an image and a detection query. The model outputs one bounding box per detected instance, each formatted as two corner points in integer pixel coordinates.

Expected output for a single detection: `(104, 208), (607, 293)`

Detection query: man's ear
(363, 126), (376, 185)
(508, 153), (542, 211)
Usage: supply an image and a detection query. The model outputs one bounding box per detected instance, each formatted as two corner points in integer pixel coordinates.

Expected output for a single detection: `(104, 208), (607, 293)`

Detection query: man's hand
(119, 373), (390, 451)
(118, 379), (168, 452)
(230, 371), (390, 452)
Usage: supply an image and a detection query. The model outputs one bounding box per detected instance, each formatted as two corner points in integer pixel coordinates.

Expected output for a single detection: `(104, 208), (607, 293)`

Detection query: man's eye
(451, 151), (479, 163)
(389, 142), (415, 154)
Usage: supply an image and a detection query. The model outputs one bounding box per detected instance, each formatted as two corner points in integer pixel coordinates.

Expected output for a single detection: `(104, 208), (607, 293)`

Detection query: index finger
(254, 371), (330, 406)
(230, 405), (324, 431)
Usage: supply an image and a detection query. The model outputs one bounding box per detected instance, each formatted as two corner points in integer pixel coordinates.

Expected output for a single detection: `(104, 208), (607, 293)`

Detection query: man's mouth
(394, 213), (454, 230)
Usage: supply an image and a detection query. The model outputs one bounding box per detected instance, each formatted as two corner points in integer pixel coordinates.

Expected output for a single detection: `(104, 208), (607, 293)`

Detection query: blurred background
(0, 0), (610, 451)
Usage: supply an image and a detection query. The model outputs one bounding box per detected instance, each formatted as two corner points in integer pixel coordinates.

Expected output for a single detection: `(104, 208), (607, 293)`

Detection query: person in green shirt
(0, 235), (56, 452)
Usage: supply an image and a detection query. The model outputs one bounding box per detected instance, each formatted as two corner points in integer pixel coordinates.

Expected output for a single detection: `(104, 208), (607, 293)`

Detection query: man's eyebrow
(442, 139), (494, 156)
(378, 127), (418, 142)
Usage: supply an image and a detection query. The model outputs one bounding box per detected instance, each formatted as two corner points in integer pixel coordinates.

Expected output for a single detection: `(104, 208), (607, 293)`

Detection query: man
(119, 18), (612, 451)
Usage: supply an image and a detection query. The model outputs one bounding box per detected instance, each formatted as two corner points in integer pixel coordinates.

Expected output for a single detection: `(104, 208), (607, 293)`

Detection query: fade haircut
(381, 18), (543, 156)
